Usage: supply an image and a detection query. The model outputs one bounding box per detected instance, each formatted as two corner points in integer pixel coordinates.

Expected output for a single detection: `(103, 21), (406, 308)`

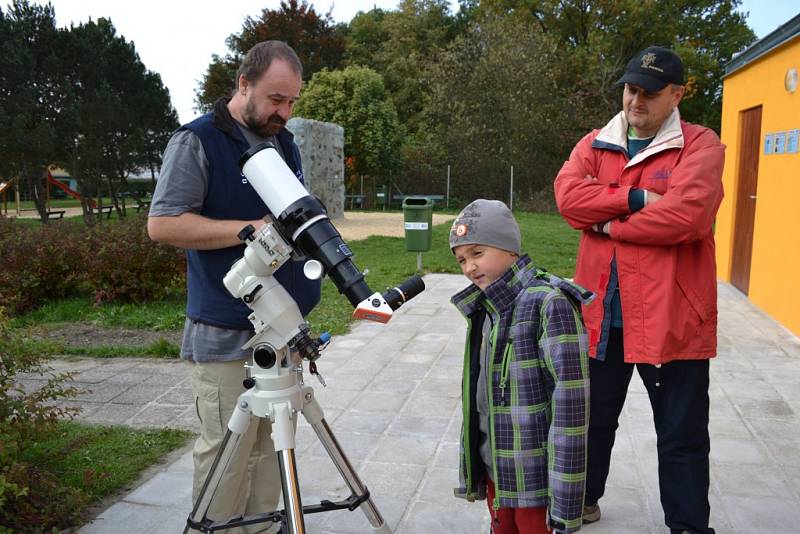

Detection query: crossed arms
(554, 128), (724, 246)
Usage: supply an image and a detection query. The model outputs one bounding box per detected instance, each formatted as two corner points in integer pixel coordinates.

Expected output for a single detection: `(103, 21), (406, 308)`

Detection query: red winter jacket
(554, 109), (725, 365)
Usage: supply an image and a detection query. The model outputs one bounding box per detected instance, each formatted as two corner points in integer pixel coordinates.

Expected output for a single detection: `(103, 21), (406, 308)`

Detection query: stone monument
(287, 117), (345, 219)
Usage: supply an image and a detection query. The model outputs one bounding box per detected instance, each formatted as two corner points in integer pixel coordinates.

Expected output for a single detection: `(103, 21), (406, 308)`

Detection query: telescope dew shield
(239, 143), (372, 307)
(240, 143), (309, 217)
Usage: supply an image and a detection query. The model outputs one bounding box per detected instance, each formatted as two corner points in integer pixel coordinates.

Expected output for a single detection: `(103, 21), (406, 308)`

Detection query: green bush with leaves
(0, 307), (82, 530)
(0, 216), (185, 316)
(82, 215), (186, 305)
(0, 218), (85, 315)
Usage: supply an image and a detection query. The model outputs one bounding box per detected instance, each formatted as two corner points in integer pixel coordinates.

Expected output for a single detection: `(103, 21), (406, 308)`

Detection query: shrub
(0, 307), (83, 530)
(0, 218), (85, 315)
(82, 214), (186, 305)
(0, 215), (186, 315)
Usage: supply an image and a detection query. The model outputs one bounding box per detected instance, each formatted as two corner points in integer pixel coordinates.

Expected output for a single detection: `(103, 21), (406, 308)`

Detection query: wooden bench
(133, 197), (151, 213)
(46, 210), (66, 221)
(94, 205), (114, 219)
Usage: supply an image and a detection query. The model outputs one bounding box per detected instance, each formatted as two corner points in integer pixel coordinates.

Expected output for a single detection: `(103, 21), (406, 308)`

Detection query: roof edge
(724, 13), (800, 77)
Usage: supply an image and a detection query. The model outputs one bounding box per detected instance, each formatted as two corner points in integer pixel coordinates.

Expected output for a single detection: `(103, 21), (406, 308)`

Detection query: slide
(47, 171), (96, 208)
(47, 171), (81, 201)
(0, 178), (13, 195)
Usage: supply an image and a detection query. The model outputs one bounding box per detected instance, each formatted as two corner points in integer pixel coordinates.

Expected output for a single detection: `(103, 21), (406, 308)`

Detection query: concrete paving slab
(128, 404), (188, 428)
(66, 276), (800, 533)
(370, 435), (439, 466)
(80, 402), (142, 426)
(112, 384), (170, 405)
(125, 471), (194, 507)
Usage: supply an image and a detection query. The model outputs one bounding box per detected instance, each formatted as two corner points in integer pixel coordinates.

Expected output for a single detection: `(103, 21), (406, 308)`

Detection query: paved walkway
(25, 275), (800, 533)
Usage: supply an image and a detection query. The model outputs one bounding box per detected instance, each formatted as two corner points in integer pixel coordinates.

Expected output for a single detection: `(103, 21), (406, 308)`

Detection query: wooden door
(730, 106), (762, 295)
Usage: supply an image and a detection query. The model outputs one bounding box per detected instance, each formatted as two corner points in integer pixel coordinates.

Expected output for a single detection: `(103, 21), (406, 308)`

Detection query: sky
(44, 0), (800, 125)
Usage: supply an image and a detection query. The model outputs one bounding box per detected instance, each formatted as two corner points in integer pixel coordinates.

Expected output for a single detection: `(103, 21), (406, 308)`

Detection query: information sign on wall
(787, 130), (799, 154)
(774, 132), (787, 154)
(764, 133), (774, 154)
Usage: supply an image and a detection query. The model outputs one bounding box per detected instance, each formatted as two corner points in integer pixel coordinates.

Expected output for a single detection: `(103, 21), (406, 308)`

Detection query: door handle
(749, 195), (757, 199)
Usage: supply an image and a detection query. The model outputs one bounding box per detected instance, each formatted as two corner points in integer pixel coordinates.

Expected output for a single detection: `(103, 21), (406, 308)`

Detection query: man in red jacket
(554, 46), (724, 534)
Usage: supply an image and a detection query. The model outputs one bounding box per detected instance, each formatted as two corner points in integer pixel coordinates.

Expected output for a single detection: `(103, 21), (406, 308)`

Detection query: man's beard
(243, 100), (286, 138)
(245, 113), (285, 138)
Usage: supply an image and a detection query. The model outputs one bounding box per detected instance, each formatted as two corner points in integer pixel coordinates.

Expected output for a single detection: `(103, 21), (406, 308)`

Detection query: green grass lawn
(21, 421), (191, 500)
(11, 296), (186, 358)
(12, 296), (186, 331)
(8, 420), (192, 531)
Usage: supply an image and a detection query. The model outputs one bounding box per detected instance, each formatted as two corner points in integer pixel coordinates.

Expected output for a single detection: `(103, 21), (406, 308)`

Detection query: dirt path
(12, 208), (453, 241)
(332, 211), (453, 240)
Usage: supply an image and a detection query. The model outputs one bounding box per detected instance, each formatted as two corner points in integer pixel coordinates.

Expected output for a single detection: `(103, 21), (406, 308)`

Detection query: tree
(345, 0), (459, 132)
(138, 71), (179, 187)
(426, 14), (594, 204)
(341, 1), (464, 198)
(475, 0), (756, 131)
(293, 66), (401, 185)
(196, 0), (346, 112)
(342, 7), (389, 72)
(0, 0), (76, 221)
(0, 2), (177, 224)
(62, 17), (178, 222)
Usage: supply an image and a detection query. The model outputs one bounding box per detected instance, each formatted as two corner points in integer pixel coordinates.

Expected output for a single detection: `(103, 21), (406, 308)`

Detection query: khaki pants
(190, 360), (281, 534)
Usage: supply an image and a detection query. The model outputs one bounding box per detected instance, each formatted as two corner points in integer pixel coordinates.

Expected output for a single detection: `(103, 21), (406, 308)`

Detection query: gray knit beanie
(449, 199), (521, 254)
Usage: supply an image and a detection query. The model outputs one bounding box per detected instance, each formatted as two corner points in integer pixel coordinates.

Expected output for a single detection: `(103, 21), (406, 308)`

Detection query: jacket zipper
(461, 322), (474, 497)
(499, 341), (513, 406)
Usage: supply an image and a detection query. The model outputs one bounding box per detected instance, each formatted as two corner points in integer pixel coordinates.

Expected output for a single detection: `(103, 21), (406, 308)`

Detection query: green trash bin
(375, 184), (387, 210)
(402, 196), (433, 252)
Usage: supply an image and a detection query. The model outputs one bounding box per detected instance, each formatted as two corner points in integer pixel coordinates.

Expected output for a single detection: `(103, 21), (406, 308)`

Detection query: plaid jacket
(451, 255), (593, 533)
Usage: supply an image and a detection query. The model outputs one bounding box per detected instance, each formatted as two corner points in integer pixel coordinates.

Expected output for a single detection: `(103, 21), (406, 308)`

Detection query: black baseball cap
(616, 46), (685, 92)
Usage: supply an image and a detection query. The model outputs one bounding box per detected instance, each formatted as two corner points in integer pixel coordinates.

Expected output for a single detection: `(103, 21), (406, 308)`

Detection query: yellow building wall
(716, 37), (800, 336)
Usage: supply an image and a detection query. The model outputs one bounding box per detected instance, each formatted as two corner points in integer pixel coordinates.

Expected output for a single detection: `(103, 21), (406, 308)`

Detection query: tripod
(184, 345), (391, 534)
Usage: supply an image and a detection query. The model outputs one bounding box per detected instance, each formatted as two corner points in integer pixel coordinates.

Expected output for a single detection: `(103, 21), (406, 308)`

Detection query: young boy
(449, 199), (592, 534)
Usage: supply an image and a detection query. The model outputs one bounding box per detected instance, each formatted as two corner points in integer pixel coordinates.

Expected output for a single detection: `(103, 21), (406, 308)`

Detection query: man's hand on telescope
(147, 212), (271, 250)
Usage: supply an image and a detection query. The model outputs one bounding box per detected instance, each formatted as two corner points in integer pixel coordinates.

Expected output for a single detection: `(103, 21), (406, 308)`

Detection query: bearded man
(148, 41), (320, 533)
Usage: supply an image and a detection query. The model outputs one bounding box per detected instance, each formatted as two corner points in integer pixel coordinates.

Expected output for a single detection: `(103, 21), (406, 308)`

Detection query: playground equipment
(0, 177), (19, 216)
(0, 171), (96, 219)
(46, 170), (95, 210)
(47, 171), (82, 202)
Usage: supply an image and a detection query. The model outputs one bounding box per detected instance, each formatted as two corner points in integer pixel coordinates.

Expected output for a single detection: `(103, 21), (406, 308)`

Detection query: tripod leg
(185, 398), (253, 534)
(301, 387), (392, 534)
(272, 402), (305, 534)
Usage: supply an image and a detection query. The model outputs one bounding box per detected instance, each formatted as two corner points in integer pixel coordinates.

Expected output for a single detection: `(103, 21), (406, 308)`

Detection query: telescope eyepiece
(383, 275), (425, 311)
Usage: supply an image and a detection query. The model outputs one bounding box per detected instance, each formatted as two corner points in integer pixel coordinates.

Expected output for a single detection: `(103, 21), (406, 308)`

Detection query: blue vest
(182, 100), (321, 329)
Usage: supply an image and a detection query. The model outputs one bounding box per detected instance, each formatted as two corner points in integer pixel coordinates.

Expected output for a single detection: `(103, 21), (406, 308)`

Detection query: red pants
(486, 478), (550, 534)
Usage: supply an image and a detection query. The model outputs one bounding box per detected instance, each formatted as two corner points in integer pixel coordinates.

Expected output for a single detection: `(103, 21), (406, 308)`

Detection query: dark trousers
(586, 328), (714, 534)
